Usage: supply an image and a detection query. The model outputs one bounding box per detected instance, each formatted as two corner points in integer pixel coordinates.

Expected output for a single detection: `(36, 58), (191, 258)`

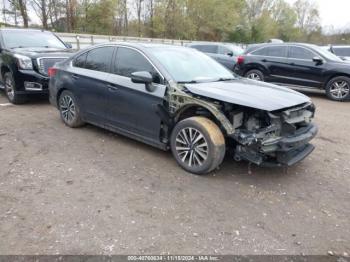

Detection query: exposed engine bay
(168, 83), (318, 167)
(228, 102), (317, 166)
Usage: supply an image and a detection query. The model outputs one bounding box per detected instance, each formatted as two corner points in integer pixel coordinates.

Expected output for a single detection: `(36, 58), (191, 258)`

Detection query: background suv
(327, 45), (350, 61)
(0, 28), (75, 104)
(234, 43), (350, 101)
(187, 42), (244, 71)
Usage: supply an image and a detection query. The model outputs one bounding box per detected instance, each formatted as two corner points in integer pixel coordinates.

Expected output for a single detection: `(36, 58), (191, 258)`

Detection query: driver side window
(113, 47), (162, 84)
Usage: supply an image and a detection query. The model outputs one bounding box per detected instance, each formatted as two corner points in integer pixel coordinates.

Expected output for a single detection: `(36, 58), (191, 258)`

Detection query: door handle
(290, 62), (295, 65)
(72, 74), (79, 80)
(107, 84), (118, 92)
(262, 59), (267, 62)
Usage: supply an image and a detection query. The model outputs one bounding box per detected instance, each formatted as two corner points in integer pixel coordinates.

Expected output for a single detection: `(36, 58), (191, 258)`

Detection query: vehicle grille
(37, 57), (67, 76)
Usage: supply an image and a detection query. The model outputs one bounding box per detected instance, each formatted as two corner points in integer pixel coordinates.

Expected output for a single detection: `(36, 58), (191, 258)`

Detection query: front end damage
(230, 103), (318, 166)
(167, 81), (318, 167)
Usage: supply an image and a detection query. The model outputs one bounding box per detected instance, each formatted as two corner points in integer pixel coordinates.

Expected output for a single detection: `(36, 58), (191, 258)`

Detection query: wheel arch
(1, 65), (11, 80)
(243, 63), (268, 76)
(324, 73), (350, 89)
(173, 103), (234, 136)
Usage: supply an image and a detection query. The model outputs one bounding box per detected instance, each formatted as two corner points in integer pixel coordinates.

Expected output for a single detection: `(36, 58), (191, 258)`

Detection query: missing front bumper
(261, 143), (315, 167)
(233, 123), (318, 167)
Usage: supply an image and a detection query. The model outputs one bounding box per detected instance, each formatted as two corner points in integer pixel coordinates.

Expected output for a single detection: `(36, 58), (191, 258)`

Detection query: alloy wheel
(329, 81), (350, 99)
(5, 77), (14, 100)
(175, 127), (208, 167)
(60, 95), (76, 123)
(247, 73), (261, 81)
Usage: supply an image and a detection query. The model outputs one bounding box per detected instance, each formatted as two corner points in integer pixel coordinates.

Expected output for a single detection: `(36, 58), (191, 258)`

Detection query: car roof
(87, 42), (189, 52)
(331, 45), (350, 48)
(245, 42), (318, 53)
(187, 42), (239, 47)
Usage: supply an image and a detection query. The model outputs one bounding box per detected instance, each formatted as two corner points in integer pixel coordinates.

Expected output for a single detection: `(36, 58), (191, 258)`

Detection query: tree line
(1, 0), (349, 44)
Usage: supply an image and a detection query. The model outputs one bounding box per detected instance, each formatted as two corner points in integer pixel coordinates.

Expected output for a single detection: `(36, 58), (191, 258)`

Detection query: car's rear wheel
(245, 69), (264, 81)
(58, 90), (84, 127)
(326, 76), (350, 101)
(170, 117), (226, 175)
(4, 72), (27, 104)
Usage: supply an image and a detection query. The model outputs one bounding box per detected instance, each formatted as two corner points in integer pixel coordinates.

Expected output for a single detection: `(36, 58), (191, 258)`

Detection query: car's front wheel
(4, 72), (26, 104)
(58, 90), (84, 128)
(326, 76), (350, 101)
(170, 117), (226, 175)
(245, 69), (264, 81)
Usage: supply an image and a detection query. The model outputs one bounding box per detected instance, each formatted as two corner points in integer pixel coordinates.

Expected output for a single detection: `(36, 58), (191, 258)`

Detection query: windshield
(150, 47), (234, 83)
(314, 45), (343, 62)
(2, 30), (67, 49)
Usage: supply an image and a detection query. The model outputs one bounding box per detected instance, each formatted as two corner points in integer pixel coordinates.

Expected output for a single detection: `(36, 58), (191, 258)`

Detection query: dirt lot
(0, 90), (349, 256)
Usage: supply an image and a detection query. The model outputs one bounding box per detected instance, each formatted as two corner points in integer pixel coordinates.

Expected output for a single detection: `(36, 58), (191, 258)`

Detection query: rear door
(250, 45), (289, 83)
(286, 46), (325, 88)
(107, 47), (167, 142)
(70, 46), (115, 123)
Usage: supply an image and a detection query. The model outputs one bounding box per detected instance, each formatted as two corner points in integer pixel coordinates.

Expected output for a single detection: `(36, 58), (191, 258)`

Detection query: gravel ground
(0, 90), (349, 256)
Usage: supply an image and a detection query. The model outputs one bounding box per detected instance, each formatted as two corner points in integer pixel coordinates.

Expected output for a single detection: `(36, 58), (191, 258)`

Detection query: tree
(294, 0), (320, 34)
(31, 0), (49, 29)
(8, 0), (29, 27)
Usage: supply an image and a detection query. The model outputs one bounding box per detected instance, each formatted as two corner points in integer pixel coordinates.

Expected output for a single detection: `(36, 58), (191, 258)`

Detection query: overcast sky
(286, 0), (350, 32)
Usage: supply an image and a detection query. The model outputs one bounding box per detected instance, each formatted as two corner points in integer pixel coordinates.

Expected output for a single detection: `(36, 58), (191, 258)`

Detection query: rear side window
(73, 53), (87, 68)
(114, 47), (160, 83)
(268, 46), (287, 57)
(218, 46), (231, 55)
(251, 47), (268, 56)
(200, 45), (218, 54)
(289, 46), (314, 60)
(84, 46), (115, 72)
(251, 46), (287, 57)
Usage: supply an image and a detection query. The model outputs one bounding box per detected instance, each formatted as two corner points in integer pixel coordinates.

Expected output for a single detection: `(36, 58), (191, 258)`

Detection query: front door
(106, 47), (167, 142)
(286, 46), (325, 88)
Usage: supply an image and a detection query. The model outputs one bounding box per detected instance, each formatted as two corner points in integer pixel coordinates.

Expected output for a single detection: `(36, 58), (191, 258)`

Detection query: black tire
(170, 117), (226, 175)
(245, 69), (264, 81)
(58, 90), (84, 128)
(3, 72), (27, 104)
(325, 76), (350, 101)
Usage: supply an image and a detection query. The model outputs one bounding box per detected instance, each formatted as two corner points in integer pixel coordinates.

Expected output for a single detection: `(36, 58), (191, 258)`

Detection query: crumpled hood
(185, 78), (311, 111)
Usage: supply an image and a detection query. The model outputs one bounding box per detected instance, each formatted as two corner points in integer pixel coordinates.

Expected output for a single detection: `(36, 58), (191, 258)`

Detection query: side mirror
(227, 51), (234, 57)
(131, 71), (155, 92)
(312, 56), (323, 64)
(65, 42), (72, 49)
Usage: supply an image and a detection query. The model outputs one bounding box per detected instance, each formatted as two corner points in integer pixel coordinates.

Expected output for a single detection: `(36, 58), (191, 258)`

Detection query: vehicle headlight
(14, 54), (33, 70)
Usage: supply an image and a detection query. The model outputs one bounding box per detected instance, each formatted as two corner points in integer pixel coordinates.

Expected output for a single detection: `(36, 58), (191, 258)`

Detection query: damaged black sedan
(49, 43), (318, 174)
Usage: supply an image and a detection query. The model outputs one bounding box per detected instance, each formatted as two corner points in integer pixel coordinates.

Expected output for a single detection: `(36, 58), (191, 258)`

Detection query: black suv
(0, 28), (75, 104)
(234, 43), (350, 101)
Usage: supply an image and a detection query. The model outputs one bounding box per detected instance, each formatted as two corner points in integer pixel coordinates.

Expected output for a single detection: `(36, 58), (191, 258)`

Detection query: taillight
(237, 55), (245, 64)
(48, 67), (57, 77)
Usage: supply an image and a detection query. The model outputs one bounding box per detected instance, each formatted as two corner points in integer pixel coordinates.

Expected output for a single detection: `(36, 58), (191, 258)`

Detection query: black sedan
(49, 43), (317, 175)
(234, 43), (350, 101)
